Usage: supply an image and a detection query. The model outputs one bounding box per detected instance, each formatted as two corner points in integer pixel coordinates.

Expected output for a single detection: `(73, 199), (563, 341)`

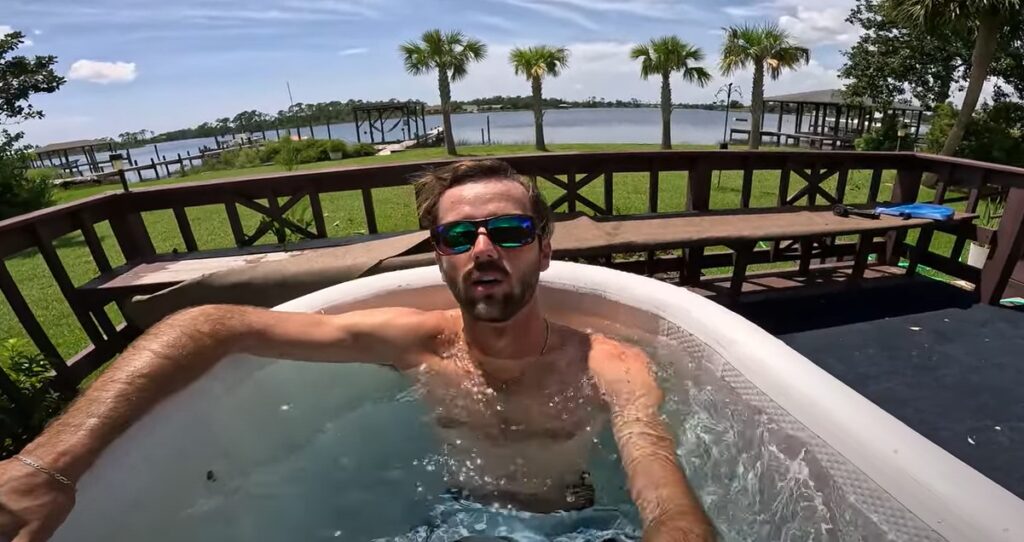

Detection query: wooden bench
(76, 206), (976, 310)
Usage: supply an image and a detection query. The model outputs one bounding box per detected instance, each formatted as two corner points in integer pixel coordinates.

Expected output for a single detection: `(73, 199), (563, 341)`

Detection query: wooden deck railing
(1, 150), (1023, 427)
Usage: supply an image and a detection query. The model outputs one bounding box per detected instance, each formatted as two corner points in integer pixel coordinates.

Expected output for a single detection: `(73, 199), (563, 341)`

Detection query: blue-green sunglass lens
(487, 216), (535, 248)
(442, 222), (477, 252)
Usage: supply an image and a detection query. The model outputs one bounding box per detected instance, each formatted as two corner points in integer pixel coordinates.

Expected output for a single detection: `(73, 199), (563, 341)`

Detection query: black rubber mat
(735, 280), (1024, 499)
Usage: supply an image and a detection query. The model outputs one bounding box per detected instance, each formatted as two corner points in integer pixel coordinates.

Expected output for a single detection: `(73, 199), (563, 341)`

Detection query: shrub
(924, 101), (1024, 167)
(296, 144), (323, 164)
(324, 139), (347, 155)
(26, 167), (61, 183)
(0, 338), (67, 455)
(924, 103), (957, 154)
(234, 147), (263, 168)
(0, 153), (55, 220)
(348, 143), (377, 157)
(274, 138), (300, 171)
(854, 113), (901, 151)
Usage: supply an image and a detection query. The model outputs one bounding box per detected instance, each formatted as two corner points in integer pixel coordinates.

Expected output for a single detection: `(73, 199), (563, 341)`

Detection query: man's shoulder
(346, 306), (457, 334)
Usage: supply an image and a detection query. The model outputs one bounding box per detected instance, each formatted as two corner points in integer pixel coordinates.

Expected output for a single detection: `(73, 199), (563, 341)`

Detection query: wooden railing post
(109, 211), (157, 263)
(980, 187), (1024, 304)
(883, 166), (923, 265)
(686, 163), (712, 212)
(684, 163), (713, 284)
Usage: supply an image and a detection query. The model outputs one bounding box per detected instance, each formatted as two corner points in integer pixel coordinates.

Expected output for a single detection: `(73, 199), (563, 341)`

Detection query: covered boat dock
(730, 89), (926, 149)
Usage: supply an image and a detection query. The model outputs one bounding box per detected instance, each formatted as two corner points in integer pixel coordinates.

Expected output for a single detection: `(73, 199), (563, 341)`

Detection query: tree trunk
(660, 72), (672, 150)
(750, 63), (765, 150)
(438, 70), (457, 155)
(532, 76), (546, 151)
(940, 11), (1001, 157)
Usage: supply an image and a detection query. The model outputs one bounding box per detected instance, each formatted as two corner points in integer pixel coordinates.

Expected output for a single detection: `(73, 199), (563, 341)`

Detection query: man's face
(434, 178), (552, 323)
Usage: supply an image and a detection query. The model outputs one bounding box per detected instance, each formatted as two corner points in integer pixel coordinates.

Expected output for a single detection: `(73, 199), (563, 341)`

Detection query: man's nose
(471, 226), (498, 260)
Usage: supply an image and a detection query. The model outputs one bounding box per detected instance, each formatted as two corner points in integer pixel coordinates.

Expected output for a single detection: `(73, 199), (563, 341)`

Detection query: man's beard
(444, 260), (540, 323)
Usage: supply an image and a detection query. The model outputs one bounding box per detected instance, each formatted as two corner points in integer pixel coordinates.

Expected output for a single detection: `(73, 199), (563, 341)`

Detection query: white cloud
(68, 60), (138, 84)
(24, 38), (33, 47)
(33, 29), (42, 35)
(338, 47), (368, 56)
(283, 0), (379, 18)
(498, 0), (600, 30)
(720, 1), (862, 46)
(494, 0), (708, 28)
(778, 6), (862, 46)
(472, 13), (519, 32)
(722, 5), (775, 18)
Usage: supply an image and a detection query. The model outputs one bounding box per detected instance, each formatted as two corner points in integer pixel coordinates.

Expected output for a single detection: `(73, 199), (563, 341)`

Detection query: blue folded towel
(875, 203), (955, 221)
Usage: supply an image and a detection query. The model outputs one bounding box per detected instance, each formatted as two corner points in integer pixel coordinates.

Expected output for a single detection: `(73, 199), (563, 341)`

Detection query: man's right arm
(0, 304), (438, 542)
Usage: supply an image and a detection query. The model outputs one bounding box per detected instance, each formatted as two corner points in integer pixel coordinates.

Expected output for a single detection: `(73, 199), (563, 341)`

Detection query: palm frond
(681, 66), (713, 88)
(399, 41), (433, 75)
(401, 29), (486, 82)
(632, 36), (708, 82)
(630, 43), (655, 80)
(719, 22), (807, 79)
(509, 45), (570, 82)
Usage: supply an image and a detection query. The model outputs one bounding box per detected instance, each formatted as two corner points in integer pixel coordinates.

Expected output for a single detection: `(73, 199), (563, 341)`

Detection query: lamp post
(896, 124), (907, 152)
(715, 82), (744, 150)
(110, 152), (129, 192)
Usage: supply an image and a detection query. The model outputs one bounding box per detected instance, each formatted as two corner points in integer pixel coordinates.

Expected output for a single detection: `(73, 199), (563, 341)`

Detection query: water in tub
(66, 324), (909, 541)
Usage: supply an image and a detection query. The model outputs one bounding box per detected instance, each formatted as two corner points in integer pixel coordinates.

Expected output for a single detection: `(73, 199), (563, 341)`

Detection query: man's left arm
(589, 335), (715, 542)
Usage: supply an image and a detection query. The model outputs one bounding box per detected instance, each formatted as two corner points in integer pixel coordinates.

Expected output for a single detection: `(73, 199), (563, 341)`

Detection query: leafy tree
(232, 110), (265, 135)
(720, 23), (809, 150)
(0, 30), (64, 219)
(888, 0), (1023, 157)
(926, 101), (1024, 167)
(630, 36), (711, 150)
(841, 0), (968, 107)
(400, 29), (487, 155)
(0, 31), (64, 127)
(509, 45), (570, 151)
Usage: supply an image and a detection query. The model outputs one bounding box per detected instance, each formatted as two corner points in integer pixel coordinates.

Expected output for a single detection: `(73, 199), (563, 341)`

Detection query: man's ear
(539, 238), (552, 272)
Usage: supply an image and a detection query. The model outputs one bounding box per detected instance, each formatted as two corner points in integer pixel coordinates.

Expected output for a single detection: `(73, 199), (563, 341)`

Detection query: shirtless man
(0, 159), (714, 541)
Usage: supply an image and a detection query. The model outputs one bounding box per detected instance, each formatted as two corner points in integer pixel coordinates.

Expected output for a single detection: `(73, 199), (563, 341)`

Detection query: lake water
(295, 108), (795, 147)
(51, 108), (803, 181)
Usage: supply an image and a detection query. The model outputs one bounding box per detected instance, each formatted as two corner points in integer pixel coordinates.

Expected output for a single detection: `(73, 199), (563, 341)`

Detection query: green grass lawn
(3, 143), (959, 366)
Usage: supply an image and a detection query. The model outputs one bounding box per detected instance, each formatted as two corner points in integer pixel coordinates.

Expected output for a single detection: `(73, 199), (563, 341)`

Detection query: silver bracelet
(13, 454), (76, 488)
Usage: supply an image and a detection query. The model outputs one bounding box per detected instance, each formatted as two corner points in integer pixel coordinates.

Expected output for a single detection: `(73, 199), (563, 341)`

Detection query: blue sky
(4, 0), (863, 145)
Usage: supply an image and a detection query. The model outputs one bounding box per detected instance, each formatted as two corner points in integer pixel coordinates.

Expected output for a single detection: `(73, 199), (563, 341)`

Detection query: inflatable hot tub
(53, 262), (1023, 541)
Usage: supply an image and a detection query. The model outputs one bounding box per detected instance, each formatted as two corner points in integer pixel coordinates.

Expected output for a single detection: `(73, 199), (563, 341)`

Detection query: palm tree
(630, 37), (712, 150)
(889, 0), (1022, 157)
(720, 23), (809, 150)
(400, 29), (487, 155)
(509, 46), (570, 151)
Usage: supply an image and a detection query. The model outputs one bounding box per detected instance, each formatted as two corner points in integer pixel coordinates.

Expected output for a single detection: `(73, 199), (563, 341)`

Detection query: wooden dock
(375, 126), (444, 156)
(729, 127), (855, 149)
(51, 145), (257, 188)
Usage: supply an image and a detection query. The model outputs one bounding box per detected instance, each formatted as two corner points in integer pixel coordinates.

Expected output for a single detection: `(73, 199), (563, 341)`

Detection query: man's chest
(414, 356), (604, 443)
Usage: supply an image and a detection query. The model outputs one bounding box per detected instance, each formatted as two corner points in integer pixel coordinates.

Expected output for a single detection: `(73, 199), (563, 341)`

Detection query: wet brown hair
(414, 159), (554, 240)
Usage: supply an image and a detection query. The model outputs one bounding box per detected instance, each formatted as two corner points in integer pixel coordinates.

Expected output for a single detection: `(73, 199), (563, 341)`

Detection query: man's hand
(0, 459), (75, 542)
(588, 335), (716, 542)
